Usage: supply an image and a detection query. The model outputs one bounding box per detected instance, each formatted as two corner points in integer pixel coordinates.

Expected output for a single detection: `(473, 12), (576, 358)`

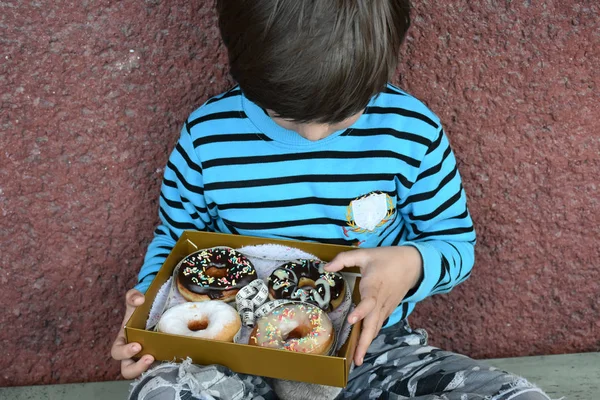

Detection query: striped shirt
(135, 84), (476, 327)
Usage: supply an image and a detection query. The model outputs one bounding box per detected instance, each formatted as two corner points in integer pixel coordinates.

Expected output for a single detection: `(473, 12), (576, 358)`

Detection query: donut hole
(285, 325), (311, 341)
(188, 318), (209, 331)
(205, 266), (228, 278)
(298, 278), (317, 289)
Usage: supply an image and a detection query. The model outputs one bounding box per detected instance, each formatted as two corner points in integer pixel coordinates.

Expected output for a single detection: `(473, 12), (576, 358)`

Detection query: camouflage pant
(129, 321), (551, 400)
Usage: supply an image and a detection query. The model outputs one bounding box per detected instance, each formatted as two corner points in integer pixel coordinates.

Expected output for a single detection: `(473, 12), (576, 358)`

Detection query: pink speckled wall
(1, 0), (598, 387)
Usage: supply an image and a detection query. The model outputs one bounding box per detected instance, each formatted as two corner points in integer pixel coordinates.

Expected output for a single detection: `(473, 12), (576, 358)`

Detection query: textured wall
(1, 0), (598, 387)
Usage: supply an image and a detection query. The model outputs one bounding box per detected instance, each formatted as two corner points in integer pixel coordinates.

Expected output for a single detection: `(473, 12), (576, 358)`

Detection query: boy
(112, 1), (551, 399)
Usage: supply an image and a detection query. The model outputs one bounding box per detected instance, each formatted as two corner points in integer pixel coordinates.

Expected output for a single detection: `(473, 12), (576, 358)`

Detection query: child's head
(216, 0), (411, 124)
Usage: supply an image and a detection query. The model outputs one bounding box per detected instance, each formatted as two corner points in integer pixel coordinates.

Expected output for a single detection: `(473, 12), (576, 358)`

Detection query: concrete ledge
(1, 353), (597, 399)
(486, 352), (600, 399)
(0, 380), (131, 400)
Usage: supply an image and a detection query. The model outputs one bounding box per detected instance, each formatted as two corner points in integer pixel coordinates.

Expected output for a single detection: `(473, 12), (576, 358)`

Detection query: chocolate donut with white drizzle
(267, 259), (346, 312)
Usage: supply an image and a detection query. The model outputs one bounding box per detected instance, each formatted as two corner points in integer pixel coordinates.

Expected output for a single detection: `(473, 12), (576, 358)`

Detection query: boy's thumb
(324, 249), (367, 272)
(125, 289), (145, 307)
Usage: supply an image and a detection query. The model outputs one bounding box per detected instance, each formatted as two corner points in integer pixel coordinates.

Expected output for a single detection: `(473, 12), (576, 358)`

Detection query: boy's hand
(110, 289), (155, 379)
(325, 246), (423, 366)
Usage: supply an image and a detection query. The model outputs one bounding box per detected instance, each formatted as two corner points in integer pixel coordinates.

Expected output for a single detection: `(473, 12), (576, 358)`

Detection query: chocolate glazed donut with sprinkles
(176, 247), (257, 302)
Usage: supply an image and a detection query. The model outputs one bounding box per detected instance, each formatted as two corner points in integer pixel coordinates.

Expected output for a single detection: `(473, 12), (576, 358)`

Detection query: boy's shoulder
(370, 83), (442, 139)
(380, 83), (439, 120)
(184, 86), (245, 134)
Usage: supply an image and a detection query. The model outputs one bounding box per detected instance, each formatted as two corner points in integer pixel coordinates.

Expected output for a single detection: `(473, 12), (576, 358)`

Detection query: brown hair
(216, 0), (411, 123)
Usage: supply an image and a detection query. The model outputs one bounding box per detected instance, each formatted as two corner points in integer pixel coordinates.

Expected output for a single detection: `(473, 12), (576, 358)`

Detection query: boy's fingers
(324, 249), (370, 272)
(121, 355), (154, 380)
(112, 334), (126, 349)
(354, 312), (380, 366)
(111, 337), (142, 361)
(348, 295), (376, 325)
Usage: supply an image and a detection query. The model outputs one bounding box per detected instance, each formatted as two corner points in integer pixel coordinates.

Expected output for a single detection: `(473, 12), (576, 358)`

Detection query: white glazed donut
(157, 301), (241, 342)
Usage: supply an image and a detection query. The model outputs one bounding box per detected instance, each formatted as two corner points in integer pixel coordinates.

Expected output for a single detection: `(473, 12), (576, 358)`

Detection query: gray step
(1, 352), (597, 399)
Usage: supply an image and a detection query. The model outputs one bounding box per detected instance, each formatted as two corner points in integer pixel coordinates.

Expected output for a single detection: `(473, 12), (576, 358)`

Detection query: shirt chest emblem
(344, 192), (396, 235)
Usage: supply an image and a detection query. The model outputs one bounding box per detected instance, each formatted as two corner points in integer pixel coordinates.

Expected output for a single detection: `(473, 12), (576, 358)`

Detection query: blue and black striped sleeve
(134, 126), (210, 293)
(399, 128), (476, 303)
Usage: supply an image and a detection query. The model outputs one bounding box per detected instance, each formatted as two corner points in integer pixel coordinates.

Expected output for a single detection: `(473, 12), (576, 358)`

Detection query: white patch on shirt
(350, 193), (388, 231)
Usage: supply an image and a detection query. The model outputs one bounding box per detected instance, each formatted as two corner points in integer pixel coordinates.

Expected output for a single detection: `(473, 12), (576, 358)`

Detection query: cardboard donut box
(125, 231), (362, 387)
